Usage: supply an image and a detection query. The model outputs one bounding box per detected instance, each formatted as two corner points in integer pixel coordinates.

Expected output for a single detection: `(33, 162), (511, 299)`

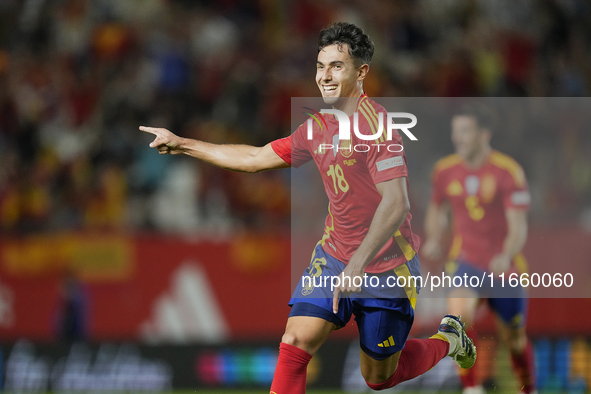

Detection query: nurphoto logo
(304, 108), (417, 154)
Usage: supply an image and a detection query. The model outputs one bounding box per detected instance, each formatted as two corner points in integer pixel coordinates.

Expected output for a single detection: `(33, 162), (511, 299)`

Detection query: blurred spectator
(55, 270), (88, 341)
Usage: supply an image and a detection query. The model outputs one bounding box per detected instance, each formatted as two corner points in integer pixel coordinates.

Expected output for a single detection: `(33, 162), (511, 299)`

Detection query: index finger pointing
(139, 126), (160, 135)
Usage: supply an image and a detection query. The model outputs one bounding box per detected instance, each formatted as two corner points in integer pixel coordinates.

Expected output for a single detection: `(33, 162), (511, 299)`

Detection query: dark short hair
(318, 22), (374, 66)
(455, 103), (497, 134)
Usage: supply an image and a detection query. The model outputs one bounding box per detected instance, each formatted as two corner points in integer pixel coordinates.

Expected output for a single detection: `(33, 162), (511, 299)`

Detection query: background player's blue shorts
(289, 243), (421, 360)
(446, 261), (528, 328)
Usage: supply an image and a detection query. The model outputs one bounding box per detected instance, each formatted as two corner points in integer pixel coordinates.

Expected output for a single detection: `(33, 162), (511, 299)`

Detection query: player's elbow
(394, 202), (410, 227)
(396, 199), (410, 217)
(240, 149), (267, 173)
(402, 200), (411, 214)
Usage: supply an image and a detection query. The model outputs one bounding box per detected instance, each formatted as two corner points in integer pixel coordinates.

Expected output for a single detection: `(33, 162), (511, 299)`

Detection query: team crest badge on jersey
(339, 138), (353, 158)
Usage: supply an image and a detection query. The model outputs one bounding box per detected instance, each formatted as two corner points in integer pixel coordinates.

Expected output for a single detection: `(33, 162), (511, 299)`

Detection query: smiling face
(316, 43), (366, 107)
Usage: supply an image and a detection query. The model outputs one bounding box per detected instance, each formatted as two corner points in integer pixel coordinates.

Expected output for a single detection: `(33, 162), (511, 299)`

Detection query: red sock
(365, 338), (449, 390)
(510, 340), (536, 393)
(459, 327), (478, 387)
(270, 342), (312, 394)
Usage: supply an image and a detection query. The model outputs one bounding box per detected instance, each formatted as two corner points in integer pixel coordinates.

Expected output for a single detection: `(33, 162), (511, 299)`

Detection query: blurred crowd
(0, 0), (589, 235)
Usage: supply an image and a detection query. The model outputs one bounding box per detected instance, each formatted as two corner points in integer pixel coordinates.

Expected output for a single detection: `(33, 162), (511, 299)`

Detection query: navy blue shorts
(289, 243), (421, 360)
(446, 261), (528, 328)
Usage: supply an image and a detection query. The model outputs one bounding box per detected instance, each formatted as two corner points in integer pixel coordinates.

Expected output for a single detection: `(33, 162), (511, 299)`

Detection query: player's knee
(280, 331), (298, 346)
(361, 366), (396, 387)
(281, 331), (316, 354)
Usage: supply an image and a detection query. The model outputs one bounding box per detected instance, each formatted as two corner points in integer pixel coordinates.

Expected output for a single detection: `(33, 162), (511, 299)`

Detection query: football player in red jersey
(141, 22), (475, 393)
(423, 103), (536, 394)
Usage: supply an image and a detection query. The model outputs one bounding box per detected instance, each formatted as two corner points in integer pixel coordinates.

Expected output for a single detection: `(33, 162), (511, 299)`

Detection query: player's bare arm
(422, 200), (451, 261)
(489, 208), (528, 274)
(140, 126), (290, 173)
(332, 176), (410, 313)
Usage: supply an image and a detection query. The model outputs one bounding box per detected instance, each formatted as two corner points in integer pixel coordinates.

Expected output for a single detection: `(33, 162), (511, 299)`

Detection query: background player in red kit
(140, 22), (475, 393)
(423, 103), (536, 394)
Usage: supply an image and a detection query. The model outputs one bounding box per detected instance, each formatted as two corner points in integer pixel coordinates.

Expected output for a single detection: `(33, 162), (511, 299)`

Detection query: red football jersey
(431, 151), (531, 269)
(271, 95), (420, 273)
